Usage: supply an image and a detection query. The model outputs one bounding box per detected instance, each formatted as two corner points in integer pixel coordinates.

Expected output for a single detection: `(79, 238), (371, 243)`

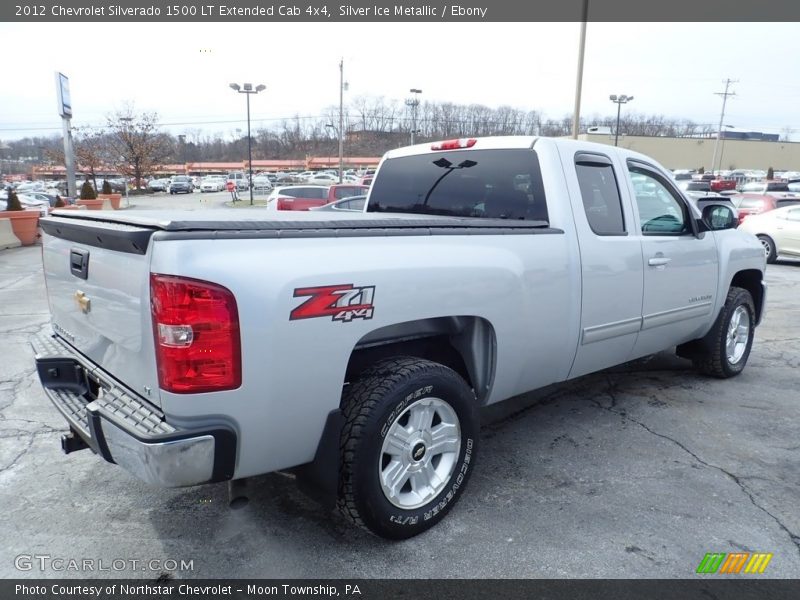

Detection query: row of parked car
(0, 187), (71, 213)
(674, 173), (800, 263)
(146, 169), (376, 196)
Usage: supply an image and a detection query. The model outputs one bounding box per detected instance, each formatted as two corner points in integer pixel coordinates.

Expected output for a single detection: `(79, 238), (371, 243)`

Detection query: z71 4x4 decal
(290, 284), (375, 322)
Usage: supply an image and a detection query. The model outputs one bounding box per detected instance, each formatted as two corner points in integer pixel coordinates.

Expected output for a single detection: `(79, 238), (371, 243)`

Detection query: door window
(575, 156), (626, 235)
(629, 165), (691, 235)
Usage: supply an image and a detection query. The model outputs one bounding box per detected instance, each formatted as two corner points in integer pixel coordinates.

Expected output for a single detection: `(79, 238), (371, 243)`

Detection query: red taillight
(431, 138), (477, 151)
(150, 274), (241, 394)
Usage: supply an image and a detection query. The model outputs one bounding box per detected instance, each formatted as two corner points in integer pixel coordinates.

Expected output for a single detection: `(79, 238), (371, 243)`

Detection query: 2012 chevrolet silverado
(33, 137), (766, 539)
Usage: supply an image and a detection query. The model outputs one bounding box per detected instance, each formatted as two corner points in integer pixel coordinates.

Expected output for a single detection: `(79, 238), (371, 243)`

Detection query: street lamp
(177, 134), (187, 174)
(609, 94), (633, 146)
(337, 59), (349, 183)
(407, 88), (422, 145)
(229, 82), (266, 205)
(118, 116), (134, 202)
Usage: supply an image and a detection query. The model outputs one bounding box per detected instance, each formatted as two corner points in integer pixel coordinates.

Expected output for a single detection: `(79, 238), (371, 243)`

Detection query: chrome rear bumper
(32, 332), (236, 487)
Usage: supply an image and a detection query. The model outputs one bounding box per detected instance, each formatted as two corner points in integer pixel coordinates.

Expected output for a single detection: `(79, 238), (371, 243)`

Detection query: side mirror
(701, 204), (738, 231)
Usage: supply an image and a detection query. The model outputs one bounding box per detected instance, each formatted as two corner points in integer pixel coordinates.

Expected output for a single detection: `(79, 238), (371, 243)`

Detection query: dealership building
(578, 131), (800, 172)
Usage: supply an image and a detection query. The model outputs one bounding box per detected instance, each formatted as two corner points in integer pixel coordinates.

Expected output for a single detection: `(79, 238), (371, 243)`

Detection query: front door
(625, 161), (719, 359)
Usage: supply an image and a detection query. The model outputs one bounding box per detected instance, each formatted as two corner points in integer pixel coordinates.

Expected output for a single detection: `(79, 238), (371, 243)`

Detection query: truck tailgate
(40, 215), (161, 407)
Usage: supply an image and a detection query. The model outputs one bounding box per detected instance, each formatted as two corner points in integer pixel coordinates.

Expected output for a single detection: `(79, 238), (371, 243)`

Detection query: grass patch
(225, 199), (270, 208)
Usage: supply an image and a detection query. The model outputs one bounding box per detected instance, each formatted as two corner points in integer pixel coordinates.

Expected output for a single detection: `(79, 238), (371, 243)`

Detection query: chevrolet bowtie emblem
(74, 291), (91, 314)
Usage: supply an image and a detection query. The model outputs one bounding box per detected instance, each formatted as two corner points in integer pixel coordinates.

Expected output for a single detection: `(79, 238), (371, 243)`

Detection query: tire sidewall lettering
(379, 384), (434, 438)
(421, 437), (473, 522)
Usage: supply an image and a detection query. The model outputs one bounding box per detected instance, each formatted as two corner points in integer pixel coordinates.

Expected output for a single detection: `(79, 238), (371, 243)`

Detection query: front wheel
(757, 235), (777, 264)
(338, 357), (478, 539)
(693, 286), (756, 378)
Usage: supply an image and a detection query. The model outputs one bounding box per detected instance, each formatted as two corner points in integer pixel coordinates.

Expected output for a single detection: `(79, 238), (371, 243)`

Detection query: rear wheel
(338, 357), (478, 539)
(693, 286), (755, 378)
(757, 235), (777, 264)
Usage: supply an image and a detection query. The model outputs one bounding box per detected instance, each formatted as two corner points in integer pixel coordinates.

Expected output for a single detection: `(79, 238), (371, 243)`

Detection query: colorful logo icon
(696, 552), (773, 574)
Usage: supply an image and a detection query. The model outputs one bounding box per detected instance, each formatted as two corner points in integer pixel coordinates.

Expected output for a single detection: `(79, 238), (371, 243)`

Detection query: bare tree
(105, 106), (171, 189)
(73, 128), (110, 189)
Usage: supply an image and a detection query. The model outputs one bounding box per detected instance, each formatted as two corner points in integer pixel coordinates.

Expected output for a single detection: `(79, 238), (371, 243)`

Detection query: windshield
(367, 149), (548, 221)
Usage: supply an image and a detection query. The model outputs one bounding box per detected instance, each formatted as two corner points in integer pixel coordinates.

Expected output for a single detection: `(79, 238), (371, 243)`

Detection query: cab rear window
(367, 149), (547, 222)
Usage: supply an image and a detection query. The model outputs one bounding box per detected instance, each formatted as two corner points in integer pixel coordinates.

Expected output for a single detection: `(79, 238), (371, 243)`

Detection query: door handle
(648, 256), (672, 267)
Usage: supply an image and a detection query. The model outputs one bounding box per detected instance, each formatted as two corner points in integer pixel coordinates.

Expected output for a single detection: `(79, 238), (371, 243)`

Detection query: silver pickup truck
(33, 137), (766, 539)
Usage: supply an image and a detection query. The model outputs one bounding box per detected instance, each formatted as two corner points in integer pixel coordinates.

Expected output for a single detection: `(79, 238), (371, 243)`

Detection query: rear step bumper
(31, 332), (236, 487)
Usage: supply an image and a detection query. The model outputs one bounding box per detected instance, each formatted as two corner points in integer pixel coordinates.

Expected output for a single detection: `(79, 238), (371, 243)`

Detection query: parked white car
(251, 175), (273, 192)
(307, 173), (338, 186)
(739, 204), (800, 263)
(200, 176), (226, 193)
(2, 194), (51, 215)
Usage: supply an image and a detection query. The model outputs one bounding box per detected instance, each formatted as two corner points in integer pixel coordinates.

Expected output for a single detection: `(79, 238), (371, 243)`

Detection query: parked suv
(227, 172), (249, 192)
(169, 175), (194, 194)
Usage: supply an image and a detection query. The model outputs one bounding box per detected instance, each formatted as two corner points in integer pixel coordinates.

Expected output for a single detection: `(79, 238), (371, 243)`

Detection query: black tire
(693, 286), (756, 378)
(757, 235), (777, 264)
(338, 357), (478, 539)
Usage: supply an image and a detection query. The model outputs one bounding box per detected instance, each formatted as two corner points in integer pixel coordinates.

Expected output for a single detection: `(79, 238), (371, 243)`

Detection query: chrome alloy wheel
(379, 397), (461, 509)
(726, 305), (751, 365)
(759, 237), (773, 258)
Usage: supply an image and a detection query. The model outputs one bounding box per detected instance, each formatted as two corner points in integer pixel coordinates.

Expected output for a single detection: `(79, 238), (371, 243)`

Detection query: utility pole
(711, 78), (737, 174)
(338, 58), (344, 183)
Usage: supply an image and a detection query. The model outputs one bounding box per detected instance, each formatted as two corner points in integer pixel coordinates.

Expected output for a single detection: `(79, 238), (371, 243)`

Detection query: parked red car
(730, 193), (800, 224)
(710, 178), (737, 192)
(268, 184), (369, 211)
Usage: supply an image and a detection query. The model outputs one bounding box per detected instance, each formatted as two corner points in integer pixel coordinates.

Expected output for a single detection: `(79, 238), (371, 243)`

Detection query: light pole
(407, 88), (422, 145)
(177, 134), (187, 173)
(118, 116), (133, 198)
(572, 0), (589, 139)
(229, 82), (266, 205)
(338, 59), (348, 183)
(609, 94), (633, 146)
(326, 124), (335, 170)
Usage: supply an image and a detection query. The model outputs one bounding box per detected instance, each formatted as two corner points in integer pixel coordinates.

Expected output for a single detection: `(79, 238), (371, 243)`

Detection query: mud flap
(292, 409), (345, 509)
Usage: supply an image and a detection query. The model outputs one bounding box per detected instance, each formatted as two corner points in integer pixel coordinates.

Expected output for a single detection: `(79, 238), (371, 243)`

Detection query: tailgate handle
(70, 248), (90, 280)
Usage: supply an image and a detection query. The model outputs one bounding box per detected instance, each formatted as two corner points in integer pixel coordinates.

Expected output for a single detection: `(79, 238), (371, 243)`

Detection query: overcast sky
(2, 21), (799, 142)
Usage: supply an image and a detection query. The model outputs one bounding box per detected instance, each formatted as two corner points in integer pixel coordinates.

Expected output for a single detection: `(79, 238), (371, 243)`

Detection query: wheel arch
(730, 269), (765, 325)
(345, 316), (497, 404)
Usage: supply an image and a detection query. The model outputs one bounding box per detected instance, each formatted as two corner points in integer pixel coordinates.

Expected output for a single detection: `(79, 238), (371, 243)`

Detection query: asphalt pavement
(0, 198), (798, 579)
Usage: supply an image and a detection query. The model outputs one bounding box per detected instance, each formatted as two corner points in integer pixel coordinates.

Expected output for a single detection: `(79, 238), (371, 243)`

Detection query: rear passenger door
(565, 152), (644, 378)
(625, 161), (719, 358)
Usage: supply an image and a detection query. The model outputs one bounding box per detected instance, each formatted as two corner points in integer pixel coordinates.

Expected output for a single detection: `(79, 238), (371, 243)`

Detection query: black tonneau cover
(41, 210), (561, 255)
